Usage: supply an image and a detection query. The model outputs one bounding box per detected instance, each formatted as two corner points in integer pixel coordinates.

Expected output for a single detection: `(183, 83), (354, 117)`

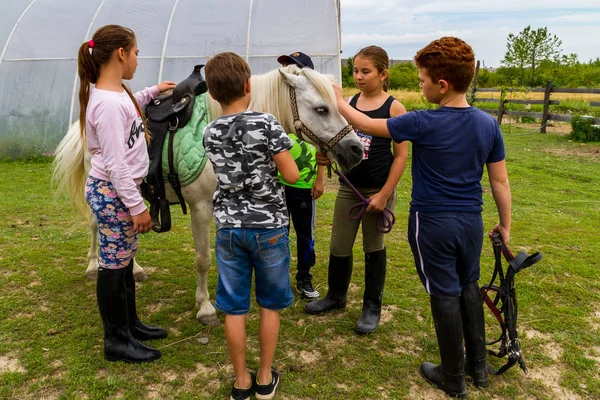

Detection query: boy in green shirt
(277, 52), (326, 300)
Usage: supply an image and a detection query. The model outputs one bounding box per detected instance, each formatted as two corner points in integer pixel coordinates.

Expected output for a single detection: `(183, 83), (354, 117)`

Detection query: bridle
(481, 232), (542, 375)
(288, 85), (353, 154)
(335, 169), (395, 234)
(288, 81), (395, 233)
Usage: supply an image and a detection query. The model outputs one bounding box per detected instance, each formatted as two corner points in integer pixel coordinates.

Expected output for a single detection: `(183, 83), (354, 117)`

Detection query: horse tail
(52, 120), (90, 217)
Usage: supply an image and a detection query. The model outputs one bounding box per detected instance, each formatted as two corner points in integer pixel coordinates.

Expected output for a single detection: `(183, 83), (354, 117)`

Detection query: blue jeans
(214, 227), (294, 315)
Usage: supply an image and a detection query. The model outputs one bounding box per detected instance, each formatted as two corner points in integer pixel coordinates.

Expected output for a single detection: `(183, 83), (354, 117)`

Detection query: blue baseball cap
(277, 52), (314, 69)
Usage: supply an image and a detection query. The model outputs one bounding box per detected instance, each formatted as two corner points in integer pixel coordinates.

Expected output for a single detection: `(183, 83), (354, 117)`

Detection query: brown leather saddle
(142, 65), (208, 232)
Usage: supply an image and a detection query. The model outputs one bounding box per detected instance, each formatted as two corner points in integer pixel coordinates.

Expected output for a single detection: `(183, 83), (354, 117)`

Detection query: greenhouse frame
(0, 0), (342, 158)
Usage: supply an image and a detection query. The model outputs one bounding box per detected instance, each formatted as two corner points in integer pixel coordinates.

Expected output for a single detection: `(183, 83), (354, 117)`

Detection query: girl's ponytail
(76, 25), (138, 140)
(77, 41), (98, 139)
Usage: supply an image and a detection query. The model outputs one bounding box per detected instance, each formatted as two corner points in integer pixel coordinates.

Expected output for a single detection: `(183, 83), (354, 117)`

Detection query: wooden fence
(469, 63), (600, 132)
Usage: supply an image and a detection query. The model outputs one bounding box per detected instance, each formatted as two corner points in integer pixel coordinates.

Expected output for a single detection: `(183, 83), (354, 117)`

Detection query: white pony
(53, 65), (364, 326)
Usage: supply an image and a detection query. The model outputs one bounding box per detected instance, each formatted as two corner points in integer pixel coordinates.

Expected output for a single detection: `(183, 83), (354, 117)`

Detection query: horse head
(276, 67), (364, 171)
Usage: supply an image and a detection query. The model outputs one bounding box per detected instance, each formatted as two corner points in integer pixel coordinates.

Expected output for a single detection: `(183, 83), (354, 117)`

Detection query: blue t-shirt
(386, 106), (505, 213)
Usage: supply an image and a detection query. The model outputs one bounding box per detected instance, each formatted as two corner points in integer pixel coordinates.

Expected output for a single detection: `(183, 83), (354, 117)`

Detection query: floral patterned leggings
(85, 177), (138, 269)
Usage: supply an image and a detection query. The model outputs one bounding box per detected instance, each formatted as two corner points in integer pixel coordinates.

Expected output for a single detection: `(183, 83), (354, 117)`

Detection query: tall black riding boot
(355, 248), (386, 334)
(304, 254), (352, 314)
(420, 295), (467, 398)
(97, 267), (161, 363)
(461, 281), (489, 388)
(125, 261), (167, 341)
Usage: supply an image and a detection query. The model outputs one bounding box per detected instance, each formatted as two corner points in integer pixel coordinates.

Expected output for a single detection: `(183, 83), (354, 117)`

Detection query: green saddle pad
(161, 92), (211, 187)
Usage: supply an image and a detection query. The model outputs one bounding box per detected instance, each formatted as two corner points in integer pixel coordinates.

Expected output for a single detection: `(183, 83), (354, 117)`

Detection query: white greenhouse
(0, 0), (342, 159)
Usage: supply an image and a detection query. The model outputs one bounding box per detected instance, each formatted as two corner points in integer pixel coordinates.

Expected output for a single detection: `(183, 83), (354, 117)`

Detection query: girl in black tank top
(304, 45), (408, 335)
(345, 93), (395, 188)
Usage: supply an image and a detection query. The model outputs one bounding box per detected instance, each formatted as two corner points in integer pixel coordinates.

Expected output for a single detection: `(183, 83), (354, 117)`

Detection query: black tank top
(344, 93), (395, 188)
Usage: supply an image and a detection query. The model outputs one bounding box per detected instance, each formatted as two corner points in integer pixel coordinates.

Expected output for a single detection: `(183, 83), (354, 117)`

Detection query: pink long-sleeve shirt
(86, 85), (159, 216)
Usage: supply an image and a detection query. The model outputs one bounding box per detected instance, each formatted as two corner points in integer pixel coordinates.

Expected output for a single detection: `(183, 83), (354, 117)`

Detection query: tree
(341, 57), (355, 88)
(501, 31), (530, 85)
(501, 26), (562, 85)
(388, 62), (419, 90)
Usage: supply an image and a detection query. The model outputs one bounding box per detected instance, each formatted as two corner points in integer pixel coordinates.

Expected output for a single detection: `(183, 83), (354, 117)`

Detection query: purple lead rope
(334, 170), (395, 234)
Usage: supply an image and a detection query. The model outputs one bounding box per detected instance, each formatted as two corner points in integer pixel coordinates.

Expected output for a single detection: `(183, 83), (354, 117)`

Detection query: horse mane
(207, 64), (339, 134)
(299, 68), (338, 112)
(248, 65), (295, 133)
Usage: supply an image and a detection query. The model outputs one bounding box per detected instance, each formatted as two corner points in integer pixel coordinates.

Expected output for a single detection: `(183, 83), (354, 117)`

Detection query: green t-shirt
(278, 133), (317, 189)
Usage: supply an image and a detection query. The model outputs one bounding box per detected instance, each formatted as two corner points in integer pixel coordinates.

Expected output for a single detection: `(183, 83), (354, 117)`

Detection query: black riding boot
(420, 295), (467, 398)
(97, 267), (161, 363)
(125, 261), (167, 341)
(304, 255), (352, 314)
(461, 281), (489, 387)
(355, 248), (386, 334)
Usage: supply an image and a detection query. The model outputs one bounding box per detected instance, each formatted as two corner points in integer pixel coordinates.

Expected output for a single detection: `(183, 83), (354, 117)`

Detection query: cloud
(342, 0), (600, 13)
(547, 12), (600, 23)
(340, 0), (600, 67)
(343, 31), (470, 46)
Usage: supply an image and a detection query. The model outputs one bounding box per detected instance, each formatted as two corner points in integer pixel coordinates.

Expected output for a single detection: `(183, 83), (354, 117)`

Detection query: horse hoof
(133, 270), (148, 282)
(196, 312), (220, 327)
(85, 268), (98, 280)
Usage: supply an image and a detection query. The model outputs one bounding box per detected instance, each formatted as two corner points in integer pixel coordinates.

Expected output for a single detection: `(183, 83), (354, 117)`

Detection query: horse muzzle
(331, 137), (364, 171)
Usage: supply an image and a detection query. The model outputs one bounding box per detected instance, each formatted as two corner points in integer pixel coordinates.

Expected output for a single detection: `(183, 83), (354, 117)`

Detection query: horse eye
(315, 106), (329, 115)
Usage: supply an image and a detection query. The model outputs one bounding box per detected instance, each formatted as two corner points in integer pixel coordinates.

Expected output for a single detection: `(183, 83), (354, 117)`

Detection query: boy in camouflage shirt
(203, 52), (299, 400)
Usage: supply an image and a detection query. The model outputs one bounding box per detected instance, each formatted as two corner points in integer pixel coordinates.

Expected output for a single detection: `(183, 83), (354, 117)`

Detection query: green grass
(1, 128), (600, 399)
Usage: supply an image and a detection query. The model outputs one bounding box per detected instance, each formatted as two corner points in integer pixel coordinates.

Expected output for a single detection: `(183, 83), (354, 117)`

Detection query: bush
(571, 115), (600, 142)
(341, 58), (355, 88)
(388, 62), (419, 90)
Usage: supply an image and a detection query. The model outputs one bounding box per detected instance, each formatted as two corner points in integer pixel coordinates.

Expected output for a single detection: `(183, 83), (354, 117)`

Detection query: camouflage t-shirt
(203, 111), (293, 229)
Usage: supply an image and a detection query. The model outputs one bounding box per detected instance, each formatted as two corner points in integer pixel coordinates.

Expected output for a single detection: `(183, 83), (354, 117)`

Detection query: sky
(340, 0), (600, 68)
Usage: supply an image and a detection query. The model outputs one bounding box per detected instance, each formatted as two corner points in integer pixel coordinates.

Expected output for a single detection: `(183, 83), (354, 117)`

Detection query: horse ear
(278, 69), (300, 88)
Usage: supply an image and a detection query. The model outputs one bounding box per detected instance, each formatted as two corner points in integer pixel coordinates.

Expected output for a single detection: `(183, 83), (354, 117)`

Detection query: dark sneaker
(255, 368), (279, 400)
(296, 280), (320, 300)
(230, 373), (254, 400)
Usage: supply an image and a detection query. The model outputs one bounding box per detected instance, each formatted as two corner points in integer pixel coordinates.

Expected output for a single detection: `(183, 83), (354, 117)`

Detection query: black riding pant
(285, 185), (316, 282)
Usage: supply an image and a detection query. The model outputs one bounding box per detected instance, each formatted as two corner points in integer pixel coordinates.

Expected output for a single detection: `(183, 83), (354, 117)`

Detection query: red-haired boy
(331, 37), (511, 397)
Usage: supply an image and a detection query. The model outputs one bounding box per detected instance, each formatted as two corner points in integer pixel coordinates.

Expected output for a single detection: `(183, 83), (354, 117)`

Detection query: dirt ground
(501, 119), (573, 135)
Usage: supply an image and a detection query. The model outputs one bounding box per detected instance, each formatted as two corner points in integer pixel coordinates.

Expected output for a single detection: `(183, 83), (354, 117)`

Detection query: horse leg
(181, 170), (219, 326)
(86, 214), (147, 282)
(190, 202), (219, 326)
(131, 258), (147, 282)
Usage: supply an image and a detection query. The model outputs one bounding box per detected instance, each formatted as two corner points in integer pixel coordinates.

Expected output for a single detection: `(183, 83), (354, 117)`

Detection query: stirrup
(150, 199), (171, 233)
